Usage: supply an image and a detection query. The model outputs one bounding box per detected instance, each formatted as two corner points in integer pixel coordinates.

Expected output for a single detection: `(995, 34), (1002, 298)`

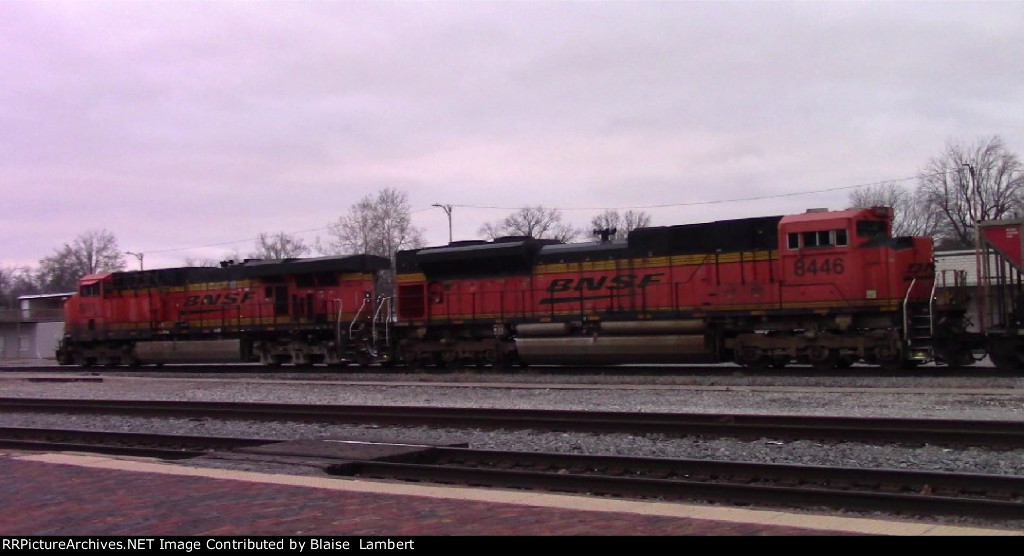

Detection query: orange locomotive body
(391, 207), (970, 369)
(58, 255), (390, 366)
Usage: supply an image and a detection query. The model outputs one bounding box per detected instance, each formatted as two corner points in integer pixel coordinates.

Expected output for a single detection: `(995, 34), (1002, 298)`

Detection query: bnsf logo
(540, 273), (664, 305)
(183, 291), (256, 307)
(546, 273), (664, 292)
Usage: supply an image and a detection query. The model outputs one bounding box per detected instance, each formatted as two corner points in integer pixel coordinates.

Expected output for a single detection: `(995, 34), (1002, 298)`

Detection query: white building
(0, 293), (72, 360)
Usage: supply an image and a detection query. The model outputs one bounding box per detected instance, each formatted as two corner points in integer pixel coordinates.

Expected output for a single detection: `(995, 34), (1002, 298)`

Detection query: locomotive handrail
(349, 295), (370, 338)
(929, 271), (938, 341)
(372, 296), (392, 349)
(333, 298), (343, 348)
(901, 277), (917, 345)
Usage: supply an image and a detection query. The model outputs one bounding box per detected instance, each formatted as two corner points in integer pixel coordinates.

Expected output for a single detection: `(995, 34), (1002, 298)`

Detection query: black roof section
(393, 214), (784, 278)
(628, 215), (782, 256)
(536, 240), (630, 264)
(109, 254), (390, 290)
(396, 238), (560, 279)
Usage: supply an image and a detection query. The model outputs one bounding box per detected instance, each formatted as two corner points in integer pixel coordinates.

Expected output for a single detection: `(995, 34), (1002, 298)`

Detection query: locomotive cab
(61, 273), (113, 341)
(775, 206), (942, 366)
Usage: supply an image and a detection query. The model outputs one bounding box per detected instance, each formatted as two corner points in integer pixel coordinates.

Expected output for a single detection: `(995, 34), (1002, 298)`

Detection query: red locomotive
(390, 206), (973, 370)
(57, 255), (390, 366)
(58, 206), (978, 370)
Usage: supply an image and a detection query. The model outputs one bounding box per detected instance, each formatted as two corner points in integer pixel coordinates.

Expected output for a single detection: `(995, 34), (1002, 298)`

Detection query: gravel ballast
(2, 364), (1024, 530)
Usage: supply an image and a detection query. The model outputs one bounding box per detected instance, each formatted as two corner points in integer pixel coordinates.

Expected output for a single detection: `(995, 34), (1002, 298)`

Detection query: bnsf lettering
(183, 291), (256, 307)
(546, 273), (664, 293)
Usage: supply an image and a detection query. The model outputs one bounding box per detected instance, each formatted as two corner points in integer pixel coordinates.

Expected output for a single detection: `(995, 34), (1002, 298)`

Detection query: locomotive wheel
(834, 355), (857, 369)
(987, 339), (1024, 371)
(807, 346), (837, 370)
(989, 350), (1022, 371)
(401, 350), (422, 371)
(354, 353), (374, 368)
(491, 359), (508, 371)
(939, 349), (975, 368)
(734, 346), (770, 370)
(869, 345), (906, 370)
(488, 349), (508, 371)
(439, 349), (461, 369)
(879, 359), (919, 371)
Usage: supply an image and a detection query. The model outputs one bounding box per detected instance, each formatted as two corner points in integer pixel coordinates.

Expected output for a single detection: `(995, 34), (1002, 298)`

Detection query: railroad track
(2, 426), (1022, 520)
(2, 397), (1024, 448)
(1, 362), (1013, 378)
(0, 426), (275, 459)
(327, 446), (1024, 520)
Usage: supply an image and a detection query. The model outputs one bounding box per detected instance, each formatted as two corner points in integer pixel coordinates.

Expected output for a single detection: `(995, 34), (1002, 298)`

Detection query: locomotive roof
(536, 240), (629, 261)
(780, 207), (889, 225)
(403, 237), (560, 278)
(103, 254), (390, 290)
(625, 214), (782, 256)
(394, 214), (788, 277)
(234, 254), (391, 276)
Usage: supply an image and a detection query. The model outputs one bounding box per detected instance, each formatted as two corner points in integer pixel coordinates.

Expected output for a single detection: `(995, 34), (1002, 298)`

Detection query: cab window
(857, 220), (887, 239)
(80, 283), (101, 297)
(788, 229), (848, 249)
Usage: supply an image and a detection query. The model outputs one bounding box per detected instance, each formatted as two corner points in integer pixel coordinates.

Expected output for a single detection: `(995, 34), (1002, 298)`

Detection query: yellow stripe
(396, 273), (427, 283)
(414, 299), (905, 321)
(533, 250), (778, 274)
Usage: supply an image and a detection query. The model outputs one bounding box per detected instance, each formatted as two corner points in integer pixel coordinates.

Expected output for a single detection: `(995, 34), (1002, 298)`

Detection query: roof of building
(17, 293), (74, 301)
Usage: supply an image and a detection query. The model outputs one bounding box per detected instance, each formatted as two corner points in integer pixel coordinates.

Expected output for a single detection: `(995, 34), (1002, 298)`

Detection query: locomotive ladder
(902, 277), (937, 358)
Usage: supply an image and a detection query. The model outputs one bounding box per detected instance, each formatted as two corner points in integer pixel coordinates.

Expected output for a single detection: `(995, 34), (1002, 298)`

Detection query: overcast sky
(3, 1), (1023, 270)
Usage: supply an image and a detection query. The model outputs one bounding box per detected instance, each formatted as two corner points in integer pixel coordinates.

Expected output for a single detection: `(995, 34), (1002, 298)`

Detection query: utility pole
(432, 203), (453, 244)
(125, 251), (144, 271)
(964, 163), (986, 333)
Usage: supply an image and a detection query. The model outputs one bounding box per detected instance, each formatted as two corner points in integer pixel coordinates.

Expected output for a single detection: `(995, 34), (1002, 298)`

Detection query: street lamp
(125, 251), (144, 271)
(432, 203), (453, 244)
(964, 163), (986, 333)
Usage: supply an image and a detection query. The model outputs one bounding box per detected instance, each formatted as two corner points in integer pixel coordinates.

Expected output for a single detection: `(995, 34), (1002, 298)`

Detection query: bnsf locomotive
(57, 206), (977, 370)
(56, 255), (390, 367)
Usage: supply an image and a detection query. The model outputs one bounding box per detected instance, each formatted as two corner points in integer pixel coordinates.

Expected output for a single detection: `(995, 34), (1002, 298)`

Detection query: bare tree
(589, 209), (651, 242)
(251, 232), (310, 260)
(320, 188), (425, 262)
(182, 257), (220, 268)
(0, 266), (38, 309)
(36, 229), (126, 292)
(917, 136), (1024, 249)
(479, 206), (580, 243)
(847, 182), (942, 238)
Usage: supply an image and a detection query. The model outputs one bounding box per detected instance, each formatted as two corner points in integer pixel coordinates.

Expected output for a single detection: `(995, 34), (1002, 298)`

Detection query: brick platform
(0, 451), (1017, 536)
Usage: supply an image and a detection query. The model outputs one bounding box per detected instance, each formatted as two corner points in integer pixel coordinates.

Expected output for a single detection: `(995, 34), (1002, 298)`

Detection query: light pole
(964, 163), (986, 333)
(125, 251), (144, 271)
(432, 203), (453, 244)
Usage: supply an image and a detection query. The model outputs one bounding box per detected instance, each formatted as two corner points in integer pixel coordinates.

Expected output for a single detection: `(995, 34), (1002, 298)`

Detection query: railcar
(390, 207), (973, 370)
(971, 218), (1024, 370)
(57, 254), (390, 367)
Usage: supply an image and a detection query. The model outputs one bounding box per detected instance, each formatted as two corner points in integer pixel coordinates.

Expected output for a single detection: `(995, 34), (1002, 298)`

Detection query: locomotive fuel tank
(133, 339), (245, 364)
(514, 319), (714, 365)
